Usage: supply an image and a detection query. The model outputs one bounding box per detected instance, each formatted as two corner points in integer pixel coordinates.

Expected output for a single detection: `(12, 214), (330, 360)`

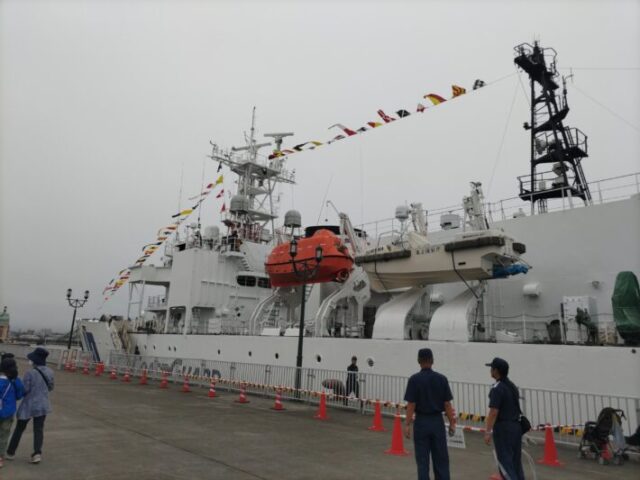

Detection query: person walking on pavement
(484, 357), (525, 480)
(404, 348), (457, 480)
(0, 357), (24, 468)
(6, 347), (54, 464)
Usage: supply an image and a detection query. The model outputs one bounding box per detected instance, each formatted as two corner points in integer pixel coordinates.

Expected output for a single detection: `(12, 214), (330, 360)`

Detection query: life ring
(335, 269), (350, 282)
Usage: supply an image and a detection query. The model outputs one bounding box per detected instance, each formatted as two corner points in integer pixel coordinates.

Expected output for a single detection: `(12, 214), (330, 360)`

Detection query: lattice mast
(209, 108), (295, 243)
(514, 42), (591, 214)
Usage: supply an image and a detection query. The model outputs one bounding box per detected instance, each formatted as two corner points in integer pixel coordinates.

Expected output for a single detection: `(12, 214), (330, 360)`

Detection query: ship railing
(106, 351), (639, 441)
(355, 172), (639, 237)
(484, 312), (618, 345)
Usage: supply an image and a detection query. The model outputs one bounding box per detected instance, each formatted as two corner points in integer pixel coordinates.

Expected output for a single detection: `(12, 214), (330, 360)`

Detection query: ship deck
(7, 360), (638, 480)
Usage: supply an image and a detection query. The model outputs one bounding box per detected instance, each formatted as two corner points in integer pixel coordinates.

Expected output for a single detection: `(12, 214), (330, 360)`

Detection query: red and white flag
(329, 123), (358, 136)
(377, 109), (396, 123)
(220, 203), (226, 213)
(216, 189), (224, 198)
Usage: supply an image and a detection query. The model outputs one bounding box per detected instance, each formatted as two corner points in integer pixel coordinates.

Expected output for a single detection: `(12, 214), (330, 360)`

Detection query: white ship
(80, 42), (640, 408)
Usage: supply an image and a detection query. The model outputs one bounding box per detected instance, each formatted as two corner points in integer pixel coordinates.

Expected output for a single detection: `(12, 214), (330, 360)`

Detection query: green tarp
(612, 271), (640, 344)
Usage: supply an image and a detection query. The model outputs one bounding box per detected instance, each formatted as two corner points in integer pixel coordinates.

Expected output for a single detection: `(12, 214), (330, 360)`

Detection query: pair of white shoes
(2, 453), (41, 464)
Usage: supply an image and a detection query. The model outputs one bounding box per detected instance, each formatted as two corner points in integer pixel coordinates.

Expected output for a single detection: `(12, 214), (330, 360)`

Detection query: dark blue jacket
(0, 376), (25, 418)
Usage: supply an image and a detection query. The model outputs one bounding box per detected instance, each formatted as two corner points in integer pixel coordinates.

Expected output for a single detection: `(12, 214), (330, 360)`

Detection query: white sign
(447, 426), (466, 449)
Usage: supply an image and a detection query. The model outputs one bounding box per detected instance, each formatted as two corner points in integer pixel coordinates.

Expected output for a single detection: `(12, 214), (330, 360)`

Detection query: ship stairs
(514, 42), (592, 213)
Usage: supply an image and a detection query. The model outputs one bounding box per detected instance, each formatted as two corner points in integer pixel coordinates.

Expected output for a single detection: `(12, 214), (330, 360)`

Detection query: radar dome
(395, 205), (410, 222)
(284, 210), (302, 228)
(230, 195), (250, 213)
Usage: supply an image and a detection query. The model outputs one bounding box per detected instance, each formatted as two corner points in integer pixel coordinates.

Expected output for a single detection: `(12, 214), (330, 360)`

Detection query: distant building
(0, 307), (9, 342)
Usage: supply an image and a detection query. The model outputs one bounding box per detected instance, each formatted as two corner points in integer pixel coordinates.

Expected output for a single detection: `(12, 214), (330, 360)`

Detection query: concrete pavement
(2, 364), (638, 480)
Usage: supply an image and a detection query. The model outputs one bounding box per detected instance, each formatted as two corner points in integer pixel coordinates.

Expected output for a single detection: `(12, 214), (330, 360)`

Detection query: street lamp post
(66, 288), (90, 350)
(289, 238), (323, 398)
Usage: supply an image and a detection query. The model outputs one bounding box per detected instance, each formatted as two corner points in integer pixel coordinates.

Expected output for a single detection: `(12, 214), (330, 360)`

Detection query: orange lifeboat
(265, 229), (354, 287)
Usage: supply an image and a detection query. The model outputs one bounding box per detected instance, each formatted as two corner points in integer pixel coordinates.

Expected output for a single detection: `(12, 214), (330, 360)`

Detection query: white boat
(79, 42), (640, 408)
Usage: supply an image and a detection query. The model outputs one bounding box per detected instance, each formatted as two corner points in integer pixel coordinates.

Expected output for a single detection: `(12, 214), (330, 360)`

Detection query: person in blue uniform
(483, 357), (525, 480)
(404, 348), (456, 480)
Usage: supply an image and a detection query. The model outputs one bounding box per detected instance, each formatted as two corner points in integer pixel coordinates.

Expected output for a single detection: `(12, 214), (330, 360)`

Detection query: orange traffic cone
(82, 360), (90, 375)
(235, 383), (250, 403)
(70, 361), (77, 373)
(94, 362), (103, 376)
(368, 400), (386, 432)
(110, 367), (117, 380)
(139, 369), (148, 385)
(159, 371), (169, 389)
(384, 412), (409, 456)
(122, 369), (131, 383)
(182, 375), (191, 393)
(537, 425), (563, 467)
(314, 391), (328, 420)
(208, 378), (217, 398)
(271, 388), (285, 411)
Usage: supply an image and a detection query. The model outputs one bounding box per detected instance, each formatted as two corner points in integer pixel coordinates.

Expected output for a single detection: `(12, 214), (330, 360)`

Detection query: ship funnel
(284, 210), (302, 228)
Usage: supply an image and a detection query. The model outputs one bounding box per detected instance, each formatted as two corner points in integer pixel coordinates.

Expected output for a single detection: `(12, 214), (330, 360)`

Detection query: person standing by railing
(483, 357), (525, 480)
(346, 356), (359, 399)
(404, 348), (457, 480)
(5, 347), (54, 465)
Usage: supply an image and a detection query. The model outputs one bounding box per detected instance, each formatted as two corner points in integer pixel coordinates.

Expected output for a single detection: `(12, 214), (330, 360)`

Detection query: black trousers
(7, 415), (46, 456)
(493, 421), (525, 480)
(413, 415), (450, 480)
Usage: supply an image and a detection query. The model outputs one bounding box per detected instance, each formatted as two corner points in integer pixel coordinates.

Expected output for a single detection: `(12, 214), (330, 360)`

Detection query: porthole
(367, 357), (375, 367)
(173, 347), (176, 352)
(316, 354), (322, 363)
(144, 345), (147, 350)
(275, 353), (279, 359)
(217, 349), (221, 355)
(168, 346), (171, 351)
(248, 351), (252, 357)
(153, 345), (156, 350)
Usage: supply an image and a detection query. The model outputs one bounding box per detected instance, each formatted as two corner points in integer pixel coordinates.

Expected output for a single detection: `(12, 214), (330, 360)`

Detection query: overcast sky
(1, 0), (639, 331)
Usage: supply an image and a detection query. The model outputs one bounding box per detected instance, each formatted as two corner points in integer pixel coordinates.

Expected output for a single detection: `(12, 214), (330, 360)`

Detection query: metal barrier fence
(107, 352), (639, 439)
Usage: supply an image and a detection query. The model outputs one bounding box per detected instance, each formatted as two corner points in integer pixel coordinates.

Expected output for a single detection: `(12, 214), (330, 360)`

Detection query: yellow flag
(215, 175), (224, 185)
(180, 209), (193, 216)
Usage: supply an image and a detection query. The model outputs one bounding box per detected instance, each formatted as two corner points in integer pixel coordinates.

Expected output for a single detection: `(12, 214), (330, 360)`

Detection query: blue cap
(485, 357), (509, 375)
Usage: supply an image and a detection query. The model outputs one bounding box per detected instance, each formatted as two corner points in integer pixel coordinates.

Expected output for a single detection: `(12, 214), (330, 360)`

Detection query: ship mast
(514, 42), (591, 214)
(209, 108), (295, 243)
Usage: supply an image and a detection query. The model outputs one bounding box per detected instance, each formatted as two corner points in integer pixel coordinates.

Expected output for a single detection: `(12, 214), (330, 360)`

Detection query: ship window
(275, 353), (279, 359)
(237, 275), (257, 287)
(367, 357), (375, 367)
(316, 354), (322, 363)
(258, 278), (271, 288)
(248, 351), (252, 357)
(217, 349), (221, 355)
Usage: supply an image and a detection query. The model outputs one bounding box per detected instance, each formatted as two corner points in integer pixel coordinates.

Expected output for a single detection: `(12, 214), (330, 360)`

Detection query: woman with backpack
(0, 356), (24, 468)
(6, 347), (54, 465)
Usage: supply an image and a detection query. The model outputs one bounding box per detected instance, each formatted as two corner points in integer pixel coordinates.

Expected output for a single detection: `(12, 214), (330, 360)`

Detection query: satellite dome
(230, 195), (250, 213)
(284, 210), (302, 228)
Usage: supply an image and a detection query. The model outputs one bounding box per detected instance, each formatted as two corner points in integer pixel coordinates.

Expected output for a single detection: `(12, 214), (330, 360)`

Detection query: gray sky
(1, 0), (639, 330)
